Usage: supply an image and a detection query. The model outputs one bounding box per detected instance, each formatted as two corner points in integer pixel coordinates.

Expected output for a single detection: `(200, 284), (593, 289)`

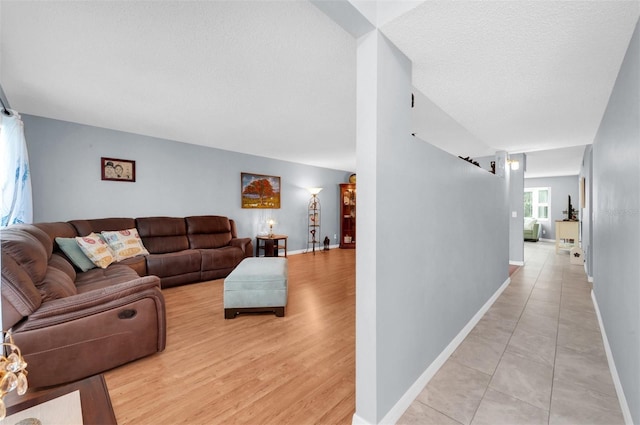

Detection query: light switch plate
(512, 211), (517, 218)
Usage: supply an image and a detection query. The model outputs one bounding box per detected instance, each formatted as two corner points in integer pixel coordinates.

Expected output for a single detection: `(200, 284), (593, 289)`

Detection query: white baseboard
(587, 275), (594, 283)
(540, 237), (555, 243)
(359, 276), (512, 425)
(352, 414), (370, 425)
(591, 290), (633, 425)
(509, 260), (525, 266)
(287, 244), (340, 256)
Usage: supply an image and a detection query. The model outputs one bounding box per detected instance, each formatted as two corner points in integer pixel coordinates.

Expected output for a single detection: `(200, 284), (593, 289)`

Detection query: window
(524, 187), (550, 221)
(1, 111), (33, 227)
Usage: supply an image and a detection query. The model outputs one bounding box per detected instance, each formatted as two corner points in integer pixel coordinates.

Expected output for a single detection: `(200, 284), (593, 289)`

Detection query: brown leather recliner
(1, 224), (166, 388)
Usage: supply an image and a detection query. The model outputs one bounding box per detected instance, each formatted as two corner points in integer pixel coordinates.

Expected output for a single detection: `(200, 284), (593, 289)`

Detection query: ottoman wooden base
(224, 306), (285, 319)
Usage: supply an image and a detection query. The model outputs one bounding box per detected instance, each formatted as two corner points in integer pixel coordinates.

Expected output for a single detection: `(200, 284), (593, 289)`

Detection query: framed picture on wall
(101, 157), (136, 182)
(241, 172), (281, 208)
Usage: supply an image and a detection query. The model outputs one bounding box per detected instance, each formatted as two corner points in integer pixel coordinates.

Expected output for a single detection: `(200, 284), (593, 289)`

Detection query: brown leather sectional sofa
(1, 215), (252, 388)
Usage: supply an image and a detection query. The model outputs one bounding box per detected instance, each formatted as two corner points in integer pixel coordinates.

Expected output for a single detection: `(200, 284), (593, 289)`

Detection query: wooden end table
(256, 234), (288, 257)
(4, 374), (117, 424)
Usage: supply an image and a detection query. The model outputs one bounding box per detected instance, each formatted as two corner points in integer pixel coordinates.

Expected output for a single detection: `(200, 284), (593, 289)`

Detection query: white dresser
(555, 220), (579, 254)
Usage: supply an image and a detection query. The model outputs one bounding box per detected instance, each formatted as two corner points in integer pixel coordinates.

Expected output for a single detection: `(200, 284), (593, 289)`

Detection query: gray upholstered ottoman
(224, 257), (288, 319)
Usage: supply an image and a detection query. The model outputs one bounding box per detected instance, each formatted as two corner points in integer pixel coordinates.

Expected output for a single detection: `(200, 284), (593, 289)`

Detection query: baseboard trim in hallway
(372, 276), (512, 425)
(397, 241), (626, 424)
(592, 290), (634, 425)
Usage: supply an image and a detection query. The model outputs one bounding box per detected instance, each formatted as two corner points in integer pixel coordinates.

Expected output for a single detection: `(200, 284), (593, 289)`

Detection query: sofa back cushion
(48, 252), (77, 282)
(186, 216), (232, 249)
(1, 253), (43, 329)
(229, 219), (239, 239)
(8, 224), (55, 259)
(31, 222), (86, 272)
(1, 229), (49, 329)
(1, 228), (49, 284)
(136, 217), (189, 254)
(33, 222), (77, 244)
(69, 218), (136, 236)
(37, 266), (78, 302)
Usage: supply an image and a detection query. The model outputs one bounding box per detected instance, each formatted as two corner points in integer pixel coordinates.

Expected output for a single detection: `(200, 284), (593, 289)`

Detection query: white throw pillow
(101, 228), (150, 261)
(524, 217), (537, 231)
(75, 233), (116, 269)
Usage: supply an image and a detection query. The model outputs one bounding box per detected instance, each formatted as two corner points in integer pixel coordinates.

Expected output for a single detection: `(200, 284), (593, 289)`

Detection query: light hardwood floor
(104, 248), (356, 425)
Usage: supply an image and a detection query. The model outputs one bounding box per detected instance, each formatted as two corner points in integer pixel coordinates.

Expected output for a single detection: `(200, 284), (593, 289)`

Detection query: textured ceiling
(0, 0), (357, 171)
(384, 0), (639, 176)
(524, 145), (590, 179)
(1, 1), (639, 177)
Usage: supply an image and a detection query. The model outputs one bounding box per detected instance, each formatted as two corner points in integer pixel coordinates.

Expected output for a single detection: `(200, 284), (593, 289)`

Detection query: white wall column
(353, 28), (381, 425)
(354, 28), (414, 424)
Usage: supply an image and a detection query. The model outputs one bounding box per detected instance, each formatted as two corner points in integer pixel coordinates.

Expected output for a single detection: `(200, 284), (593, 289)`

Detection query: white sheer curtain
(1, 110), (33, 227)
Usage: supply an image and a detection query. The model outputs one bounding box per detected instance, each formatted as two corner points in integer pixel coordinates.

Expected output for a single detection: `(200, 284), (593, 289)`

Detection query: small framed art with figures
(101, 157), (136, 182)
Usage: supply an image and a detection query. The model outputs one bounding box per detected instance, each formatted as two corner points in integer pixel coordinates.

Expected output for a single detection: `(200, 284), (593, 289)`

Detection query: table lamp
(268, 218), (275, 237)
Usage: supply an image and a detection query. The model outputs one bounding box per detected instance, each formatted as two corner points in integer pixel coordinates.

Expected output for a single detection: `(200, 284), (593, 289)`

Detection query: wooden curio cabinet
(339, 183), (356, 249)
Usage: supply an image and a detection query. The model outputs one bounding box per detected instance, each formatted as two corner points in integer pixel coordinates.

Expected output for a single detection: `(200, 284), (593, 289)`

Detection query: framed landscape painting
(241, 173), (280, 209)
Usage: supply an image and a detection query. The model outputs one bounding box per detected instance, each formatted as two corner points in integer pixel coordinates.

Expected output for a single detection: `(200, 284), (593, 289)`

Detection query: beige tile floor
(399, 241), (625, 425)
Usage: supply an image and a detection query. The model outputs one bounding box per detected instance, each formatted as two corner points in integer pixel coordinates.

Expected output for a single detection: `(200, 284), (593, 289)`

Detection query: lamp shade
(308, 187), (323, 195)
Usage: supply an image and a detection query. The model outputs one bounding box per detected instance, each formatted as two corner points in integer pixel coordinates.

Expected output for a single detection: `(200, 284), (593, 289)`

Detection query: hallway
(399, 241), (624, 424)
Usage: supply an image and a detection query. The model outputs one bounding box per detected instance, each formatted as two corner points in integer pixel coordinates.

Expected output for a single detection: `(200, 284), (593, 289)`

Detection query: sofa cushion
(55, 237), (97, 272)
(69, 218), (137, 236)
(9, 224), (54, 258)
(200, 246), (246, 272)
(186, 216), (233, 249)
(76, 233), (116, 269)
(101, 228), (150, 261)
(117, 255), (147, 277)
(48, 253), (77, 282)
(145, 249), (201, 278)
(75, 264), (142, 293)
(0, 252), (43, 326)
(1, 228), (49, 284)
(136, 217), (189, 254)
(37, 266), (78, 302)
(34, 222), (78, 242)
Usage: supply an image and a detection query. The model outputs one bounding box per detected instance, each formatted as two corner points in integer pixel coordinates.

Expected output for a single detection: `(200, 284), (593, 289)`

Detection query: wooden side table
(4, 374), (117, 424)
(256, 235), (288, 257)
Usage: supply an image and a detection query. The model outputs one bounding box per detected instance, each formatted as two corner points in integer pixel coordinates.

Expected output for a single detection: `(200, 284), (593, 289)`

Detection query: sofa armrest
(24, 276), (162, 325)
(230, 237), (253, 257)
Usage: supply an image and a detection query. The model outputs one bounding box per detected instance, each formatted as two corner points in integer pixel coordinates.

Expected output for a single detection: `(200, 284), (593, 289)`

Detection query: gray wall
(22, 115), (349, 252)
(592, 17), (640, 424)
(580, 145), (594, 278)
(355, 31), (509, 423)
(524, 175), (579, 241)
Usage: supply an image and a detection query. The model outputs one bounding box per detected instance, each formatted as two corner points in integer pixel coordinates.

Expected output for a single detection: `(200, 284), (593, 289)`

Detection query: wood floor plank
(104, 249), (355, 424)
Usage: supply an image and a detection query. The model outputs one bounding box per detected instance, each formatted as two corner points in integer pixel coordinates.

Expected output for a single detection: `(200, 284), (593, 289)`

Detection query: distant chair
(524, 217), (541, 241)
